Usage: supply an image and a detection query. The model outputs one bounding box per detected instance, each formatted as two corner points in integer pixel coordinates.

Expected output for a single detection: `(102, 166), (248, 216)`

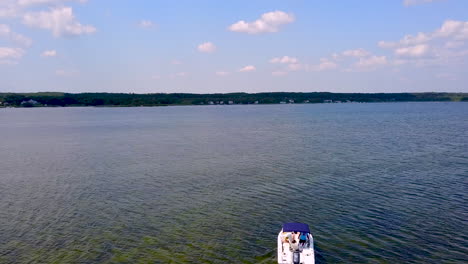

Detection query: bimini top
(282, 222), (310, 233)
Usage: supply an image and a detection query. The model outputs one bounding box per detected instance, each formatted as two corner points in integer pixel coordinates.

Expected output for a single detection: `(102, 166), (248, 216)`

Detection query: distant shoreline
(1, 92), (466, 108)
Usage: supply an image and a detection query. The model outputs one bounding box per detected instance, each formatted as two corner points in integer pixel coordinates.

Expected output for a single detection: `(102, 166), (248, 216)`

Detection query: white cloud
(170, 72), (187, 78)
(0, 0), (22, 18)
(41, 49), (56, 57)
(18, 0), (88, 7)
(1, 0), (87, 18)
(139, 20), (154, 28)
(436, 73), (457, 81)
(395, 44), (430, 57)
(239, 65), (256, 72)
(317, 59), (338, 71)
(355, 56), (387, 69)
(434, 20), (468, 39)
(378, 41), (396, 49)
(378, 33), (430, 49)
(0, 47), (24, 59)
(403, 0), (441, 6)
(197, 42), (216, 53)
(378, 20), (468, 66)
(380, 20), (468, 50)
(272, 71), (287, 76)
(401, 32), (431, 45)
(342, 48), (370, 57)
(0, 24), (10, 35)
(0, 24), (32, 46)
(270, 56), (298, 64)
(151, 74), (161, 80)
(287, 63), (303, 71)
(308, 58), (338, 71)
(23, 7), (96, 37)
(55, 69), (78, 76)
(215, 71), (230, 76)
(445, 41), (464, 49)
(171, 60), (182, 65)
(228, 11), (294, 34)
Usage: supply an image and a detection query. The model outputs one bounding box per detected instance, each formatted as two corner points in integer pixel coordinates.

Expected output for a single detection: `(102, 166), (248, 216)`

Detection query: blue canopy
(282, 222), (310, 233)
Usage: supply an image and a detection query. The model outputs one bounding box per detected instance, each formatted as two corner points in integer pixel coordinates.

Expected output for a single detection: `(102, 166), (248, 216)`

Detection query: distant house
(228, 101), (234, 105)
(280, 101), (287, 104)
(304, 100), (310, 103)
(288, 99), (294, 103)
(324, 100), (333, 103)
(334, 100), (342, 103)
(208, 101), (214, 105)
(219, 101), (224, 105)
(21, 99), (39, 105)
(254, 101), (259, 104)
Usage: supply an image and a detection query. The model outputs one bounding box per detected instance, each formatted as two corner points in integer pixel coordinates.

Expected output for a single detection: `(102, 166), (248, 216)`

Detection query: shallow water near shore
(0, 102), (467, 263)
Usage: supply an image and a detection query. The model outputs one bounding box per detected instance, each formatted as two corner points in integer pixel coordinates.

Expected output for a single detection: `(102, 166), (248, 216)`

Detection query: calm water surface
(0, 103), (467, 263)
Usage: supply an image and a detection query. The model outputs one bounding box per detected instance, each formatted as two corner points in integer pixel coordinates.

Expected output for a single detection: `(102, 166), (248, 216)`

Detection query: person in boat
(290, 239), (299, 251)
(299, 232), (308, 247)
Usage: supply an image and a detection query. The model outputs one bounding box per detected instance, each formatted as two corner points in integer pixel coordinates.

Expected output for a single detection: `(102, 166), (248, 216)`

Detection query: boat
(277, 222), (315, 264)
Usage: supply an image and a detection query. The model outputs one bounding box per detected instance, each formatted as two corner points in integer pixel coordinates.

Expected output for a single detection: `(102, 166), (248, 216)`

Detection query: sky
(0, 0), (467, 94)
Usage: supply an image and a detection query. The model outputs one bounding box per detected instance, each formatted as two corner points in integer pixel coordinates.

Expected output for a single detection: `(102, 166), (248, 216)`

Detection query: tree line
(0, 92), (466, 107)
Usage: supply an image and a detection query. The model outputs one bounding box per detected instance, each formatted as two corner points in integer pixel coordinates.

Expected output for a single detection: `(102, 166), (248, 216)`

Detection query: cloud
(355, 56), (387, 69)
(228, 11), (294, 34)
(22, 7), (96, 37)
(380, 20), (468, 49)
(272, 71), (287, 76)
(139, 20), (154, 28)
(171, 60), (182, 65)
(395, 44), (430, 57)
(215, 71), (230, 76)
(445, 41), (464, 49)
(403, 0), (441, 6)
(378, 33), (430, 49)
(317, 59), (338, 71)
(287, 63), (303, 71)
(270, 56), (298, 64)
(1, 0), (87, 18)
(239, 65), (256, 72)
(307, 58), (339, 71)
(0, 24), (32, 46)
(170, 72), (187, 78)
(342, 48), (370, 57)
(151, 74), (161, 80)
(436, 73), (457, 81)
(434, 20), (468, 39)
(0, 3), (19, 18)
(378, 20), (468, 66)
(41, 49), (56, 57)
(55, 69), (78, 76)
(0, 47), (24, 60)
(197, 42), (216, 53)
(18, 0), (88, 7)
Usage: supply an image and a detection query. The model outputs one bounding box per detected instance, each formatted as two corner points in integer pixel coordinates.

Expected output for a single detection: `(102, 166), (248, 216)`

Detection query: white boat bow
(278, 222), (315, 264)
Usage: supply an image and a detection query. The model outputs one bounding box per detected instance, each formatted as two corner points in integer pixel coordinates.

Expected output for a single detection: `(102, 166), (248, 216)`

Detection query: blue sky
(0, 0), (467, 93)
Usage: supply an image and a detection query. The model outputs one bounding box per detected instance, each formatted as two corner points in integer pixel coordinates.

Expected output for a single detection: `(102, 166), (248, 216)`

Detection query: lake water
(0, 103), (467, 263)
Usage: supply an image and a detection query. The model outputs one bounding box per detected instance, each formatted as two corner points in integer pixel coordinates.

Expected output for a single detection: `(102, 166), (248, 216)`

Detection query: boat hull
(277, 230), (315, 264)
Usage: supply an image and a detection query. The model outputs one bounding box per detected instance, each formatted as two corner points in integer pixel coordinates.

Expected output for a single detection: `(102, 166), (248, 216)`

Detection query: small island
(0, 92), (466, 107)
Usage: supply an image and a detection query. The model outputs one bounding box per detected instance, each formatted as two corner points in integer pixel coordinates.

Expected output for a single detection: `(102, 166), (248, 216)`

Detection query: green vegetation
(0, 92), (466, 107)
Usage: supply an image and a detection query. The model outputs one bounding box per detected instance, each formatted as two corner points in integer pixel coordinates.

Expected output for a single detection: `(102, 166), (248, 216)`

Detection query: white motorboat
(277, 222), (315, 264)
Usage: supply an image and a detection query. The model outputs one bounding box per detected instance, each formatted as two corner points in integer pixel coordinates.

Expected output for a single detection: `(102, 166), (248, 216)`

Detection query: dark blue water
(0, 103), (467, 263)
